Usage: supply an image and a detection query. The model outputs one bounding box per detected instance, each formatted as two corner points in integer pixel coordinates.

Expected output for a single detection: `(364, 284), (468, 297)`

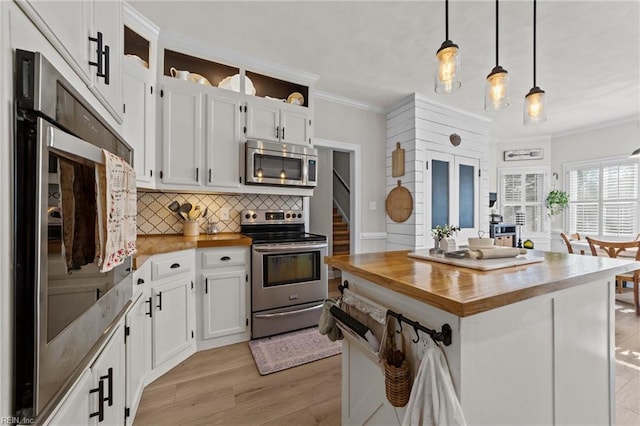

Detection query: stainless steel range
(241, 209), (328, 338)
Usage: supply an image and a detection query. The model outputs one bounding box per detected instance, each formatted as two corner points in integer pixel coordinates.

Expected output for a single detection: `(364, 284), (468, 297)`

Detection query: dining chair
(585, 236), (640, 316)
(560, 232), (584, 255)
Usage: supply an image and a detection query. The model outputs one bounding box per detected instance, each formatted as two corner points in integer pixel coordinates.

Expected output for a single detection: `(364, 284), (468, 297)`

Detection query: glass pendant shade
(435, 40), (461, 94)
(524, 86), (547, 125)
(484, 66), (510, 111)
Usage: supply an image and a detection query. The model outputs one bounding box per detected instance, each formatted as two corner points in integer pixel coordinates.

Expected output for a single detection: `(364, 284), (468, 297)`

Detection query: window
(499, 168), (548, 236)
(565, 158), (639, 237)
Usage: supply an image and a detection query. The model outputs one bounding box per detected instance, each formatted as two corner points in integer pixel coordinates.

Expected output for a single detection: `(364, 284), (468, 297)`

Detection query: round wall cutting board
(386, 180), (413, 222)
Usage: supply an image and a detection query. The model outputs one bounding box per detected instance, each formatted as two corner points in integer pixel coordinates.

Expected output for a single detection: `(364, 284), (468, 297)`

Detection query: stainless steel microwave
(245, 139), (317, 188)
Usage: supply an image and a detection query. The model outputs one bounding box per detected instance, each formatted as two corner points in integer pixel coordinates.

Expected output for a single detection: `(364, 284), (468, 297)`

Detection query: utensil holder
(383, 358), (411, 407)
(183, 220), (199, 236)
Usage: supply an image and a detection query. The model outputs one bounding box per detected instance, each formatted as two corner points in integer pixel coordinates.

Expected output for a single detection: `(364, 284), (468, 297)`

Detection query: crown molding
(124, 2), (160, 36)
(158, 30), (319, 86)
(314, 91), (386, 114)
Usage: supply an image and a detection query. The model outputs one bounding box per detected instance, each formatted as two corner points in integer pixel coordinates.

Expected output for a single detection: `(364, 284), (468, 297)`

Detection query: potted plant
(545, 189), (569, 217)
(431, 224), (459, 252)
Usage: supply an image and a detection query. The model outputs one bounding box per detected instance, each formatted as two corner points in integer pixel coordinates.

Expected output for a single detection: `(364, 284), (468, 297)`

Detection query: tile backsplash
(137, 191), (302, 235)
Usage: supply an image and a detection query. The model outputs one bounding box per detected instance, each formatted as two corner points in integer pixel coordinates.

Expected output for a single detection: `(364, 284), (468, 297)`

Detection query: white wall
(309, 148), (333, 253)
(314, 98), (387, 253)
(489, 119), (640, 252)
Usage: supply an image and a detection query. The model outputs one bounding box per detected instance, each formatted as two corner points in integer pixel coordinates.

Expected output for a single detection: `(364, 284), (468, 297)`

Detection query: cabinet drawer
(151, 253), (193, 281)
(200, 247), (247, 268)
(133, 262), (152, 289)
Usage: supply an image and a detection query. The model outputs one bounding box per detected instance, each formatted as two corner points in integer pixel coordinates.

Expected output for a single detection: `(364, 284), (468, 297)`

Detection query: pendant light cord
(495, 0), (499, 67)
(445, 0), (449, 40)
(533, 0), (537, 86)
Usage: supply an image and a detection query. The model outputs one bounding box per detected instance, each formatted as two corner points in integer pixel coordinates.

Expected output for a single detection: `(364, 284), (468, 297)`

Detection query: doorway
(307, 138), (360, 277)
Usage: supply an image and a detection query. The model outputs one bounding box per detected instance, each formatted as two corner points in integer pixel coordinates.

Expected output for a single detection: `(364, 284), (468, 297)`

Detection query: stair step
(333, 240), (350, 248)
(334, 230), (349, 237)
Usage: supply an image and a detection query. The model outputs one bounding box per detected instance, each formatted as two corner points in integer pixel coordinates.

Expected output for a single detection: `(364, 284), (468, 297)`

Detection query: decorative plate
(287, 92), (304, 106)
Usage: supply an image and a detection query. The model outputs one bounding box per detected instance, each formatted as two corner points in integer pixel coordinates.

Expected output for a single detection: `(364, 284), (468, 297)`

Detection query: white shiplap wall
(386, 94), (491, 251)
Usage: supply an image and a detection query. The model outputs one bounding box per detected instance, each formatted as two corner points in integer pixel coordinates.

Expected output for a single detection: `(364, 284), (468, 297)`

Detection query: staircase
(333, 207), (350, 255)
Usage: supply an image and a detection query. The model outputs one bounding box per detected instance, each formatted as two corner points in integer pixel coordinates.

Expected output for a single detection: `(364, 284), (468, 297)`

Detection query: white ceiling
(130, 0), (640, 140)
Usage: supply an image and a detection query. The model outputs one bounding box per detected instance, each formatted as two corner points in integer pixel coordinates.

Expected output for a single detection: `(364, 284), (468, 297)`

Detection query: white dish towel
(402, 336), (466, 426)
(96, 149), (137, 272)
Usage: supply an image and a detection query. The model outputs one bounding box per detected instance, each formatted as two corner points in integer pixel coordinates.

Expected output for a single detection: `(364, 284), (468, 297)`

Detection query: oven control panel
(241, 209), (304, 225)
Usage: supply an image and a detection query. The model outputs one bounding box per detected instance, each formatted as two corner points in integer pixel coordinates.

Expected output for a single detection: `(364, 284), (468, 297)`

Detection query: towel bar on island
(338, 280), (453, 347)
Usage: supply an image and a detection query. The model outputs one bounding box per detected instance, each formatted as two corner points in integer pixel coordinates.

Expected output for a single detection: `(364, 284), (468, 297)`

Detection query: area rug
(248, 327), (341, 375)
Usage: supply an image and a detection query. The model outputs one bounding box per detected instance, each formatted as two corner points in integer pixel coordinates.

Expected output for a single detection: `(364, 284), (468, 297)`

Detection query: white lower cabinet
(197, 247), (250, 349)
(48, 324), (126, 425)
(125, 292), (151, 425)
(151, 278), (195, 367)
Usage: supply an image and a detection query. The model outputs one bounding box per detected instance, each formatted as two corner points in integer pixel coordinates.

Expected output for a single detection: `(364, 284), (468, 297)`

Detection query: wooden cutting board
(407, 250), (544, 271)
(391, 142), (405, 177)
(386, 180), (413, 222)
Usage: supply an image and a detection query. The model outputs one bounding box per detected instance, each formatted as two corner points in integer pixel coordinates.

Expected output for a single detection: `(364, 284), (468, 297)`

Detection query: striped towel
(96, 150), (137, 272)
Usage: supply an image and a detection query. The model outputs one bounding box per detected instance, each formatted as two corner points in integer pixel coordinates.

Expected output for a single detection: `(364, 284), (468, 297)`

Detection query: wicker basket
(383, 358), (411, 407)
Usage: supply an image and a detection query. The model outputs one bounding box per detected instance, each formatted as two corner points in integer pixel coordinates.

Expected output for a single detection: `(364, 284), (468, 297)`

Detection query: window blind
(500, 169), (547, 235)
(566, 159), (639, 237)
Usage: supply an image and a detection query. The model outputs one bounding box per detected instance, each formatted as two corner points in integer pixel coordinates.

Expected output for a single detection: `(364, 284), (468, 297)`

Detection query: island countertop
(324, 250), (640, 317)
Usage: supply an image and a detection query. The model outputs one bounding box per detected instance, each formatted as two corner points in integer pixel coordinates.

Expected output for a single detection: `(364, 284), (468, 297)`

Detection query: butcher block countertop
(134, 233), (252, 269)
(325, 250), (640, 317)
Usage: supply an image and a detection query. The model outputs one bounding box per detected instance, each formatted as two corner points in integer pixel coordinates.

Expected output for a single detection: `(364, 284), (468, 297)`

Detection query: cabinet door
(205, 90), (241, 189)
(90, 324), (125, 426)
(125, 293), (151, 425)
(161, 80), (205, 186)
(19, 0), (92, 81)
(123, 63), (155, 187)
(152, 279), (193, 368)
(245, 98), (280, 143)
(201, 268), (247, 340)
(47, 369), (92, 426)
(91, 0), (123, 122)
(280, 105), (311, 146)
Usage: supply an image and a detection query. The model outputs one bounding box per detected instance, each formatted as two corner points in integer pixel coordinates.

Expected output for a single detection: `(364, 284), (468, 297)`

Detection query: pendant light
(484, 0), (509, 111)
(435, 0), (461, 94)
(524, 0), (547, 124)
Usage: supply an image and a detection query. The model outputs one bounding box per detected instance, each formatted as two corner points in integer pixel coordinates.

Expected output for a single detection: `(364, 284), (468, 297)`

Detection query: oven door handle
(40, 118), (105, 165)
(253, 243), (327, 252)
(254, 303), (323, 318)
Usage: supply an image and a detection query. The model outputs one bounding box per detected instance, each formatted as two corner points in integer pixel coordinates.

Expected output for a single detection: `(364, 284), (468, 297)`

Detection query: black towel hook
(412, 324), (420, 343)
(396, 314), (404, 334)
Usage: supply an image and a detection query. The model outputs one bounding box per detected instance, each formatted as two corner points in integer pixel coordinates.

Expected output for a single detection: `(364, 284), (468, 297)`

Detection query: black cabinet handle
(275, 126), (280, 139)
(157, 292), (163, 311)
(89, 380), (105, 422)
(100, 367), (113, 407)
(282, 127), (285, 139)
(205, 278), (209, 294)
(145, 297), (153, 317)
(102, 44), (110, 85)
(196, 167), (199, 181)
(170, 263), (180, 269)
(96, 288), (101, 300)
(220, 256), (231, 261)
(137, 278), (145, 285)
(208, 168), (212, 183)
(88, 32), (104, 74)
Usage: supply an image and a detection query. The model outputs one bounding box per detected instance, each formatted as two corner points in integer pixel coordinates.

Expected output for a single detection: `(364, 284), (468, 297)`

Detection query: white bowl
(468, 237), (495, 248)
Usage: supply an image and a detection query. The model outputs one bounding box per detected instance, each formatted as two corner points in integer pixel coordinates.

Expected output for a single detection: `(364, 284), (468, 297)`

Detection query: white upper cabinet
(18, 0), (123, 122)
(205, 89), (242, 189)
(91, 0), (123, 122)
(123, 64), (155, 186)
(160, 78), (205, 186)
(245, 97), (311, 146)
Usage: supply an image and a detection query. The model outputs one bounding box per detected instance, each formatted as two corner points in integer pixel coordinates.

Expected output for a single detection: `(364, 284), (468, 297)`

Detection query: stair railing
(333, 169), (350, 225)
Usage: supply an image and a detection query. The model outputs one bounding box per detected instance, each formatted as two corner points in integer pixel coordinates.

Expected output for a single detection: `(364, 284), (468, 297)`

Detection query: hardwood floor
(134, 285), (640, 425)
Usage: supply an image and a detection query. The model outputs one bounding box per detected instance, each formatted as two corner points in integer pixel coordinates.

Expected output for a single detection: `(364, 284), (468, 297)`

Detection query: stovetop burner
(240, 209), (327, 245)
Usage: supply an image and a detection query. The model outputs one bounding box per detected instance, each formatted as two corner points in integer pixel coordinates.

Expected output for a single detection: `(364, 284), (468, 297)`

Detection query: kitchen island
(325, 250), (639, 426)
